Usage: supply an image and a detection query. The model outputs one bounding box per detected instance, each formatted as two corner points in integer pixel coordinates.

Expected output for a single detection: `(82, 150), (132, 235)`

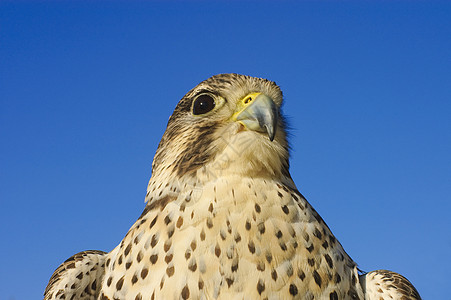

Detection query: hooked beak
(233, 93), (278, 141)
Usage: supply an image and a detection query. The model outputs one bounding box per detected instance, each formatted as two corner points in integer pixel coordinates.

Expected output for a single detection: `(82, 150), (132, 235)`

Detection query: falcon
(44, 73), (421, 299)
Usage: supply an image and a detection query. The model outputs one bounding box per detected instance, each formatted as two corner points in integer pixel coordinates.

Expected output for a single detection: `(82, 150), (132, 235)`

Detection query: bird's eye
(192, 94), (216, 115)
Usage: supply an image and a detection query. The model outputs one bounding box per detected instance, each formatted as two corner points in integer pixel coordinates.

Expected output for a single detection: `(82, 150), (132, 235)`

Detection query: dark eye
(192, 94), (216, 115)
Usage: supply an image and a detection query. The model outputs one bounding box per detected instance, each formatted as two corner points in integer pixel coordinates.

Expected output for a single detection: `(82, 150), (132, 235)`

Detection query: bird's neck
(145, 163), (296, 207)
(146, 127), (291, 203)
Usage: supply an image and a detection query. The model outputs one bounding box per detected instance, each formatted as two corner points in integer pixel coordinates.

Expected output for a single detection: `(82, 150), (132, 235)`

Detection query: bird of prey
(44, 74), (421, 300)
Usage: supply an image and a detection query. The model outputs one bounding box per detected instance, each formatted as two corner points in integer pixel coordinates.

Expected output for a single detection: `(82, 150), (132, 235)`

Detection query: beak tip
(265, 125), (275, 141)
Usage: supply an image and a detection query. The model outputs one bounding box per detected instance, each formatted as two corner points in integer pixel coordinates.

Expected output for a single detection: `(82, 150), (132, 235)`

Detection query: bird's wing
(360, 269), (421, 299)
(44, 250), (107, 300)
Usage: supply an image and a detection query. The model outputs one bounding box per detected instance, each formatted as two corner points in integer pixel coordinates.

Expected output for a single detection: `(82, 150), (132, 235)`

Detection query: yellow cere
(231, 92), (262, 121)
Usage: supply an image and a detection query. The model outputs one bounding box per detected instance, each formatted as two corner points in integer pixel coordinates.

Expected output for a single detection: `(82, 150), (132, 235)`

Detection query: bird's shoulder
(44, 250), (107, 300)
(361, 269), (421, 300)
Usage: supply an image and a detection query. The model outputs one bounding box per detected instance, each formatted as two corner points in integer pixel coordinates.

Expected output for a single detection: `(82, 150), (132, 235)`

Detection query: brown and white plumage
(45, 73), (421, 299)
(360, 270), (421, 300)
(44, 250), (106, 300)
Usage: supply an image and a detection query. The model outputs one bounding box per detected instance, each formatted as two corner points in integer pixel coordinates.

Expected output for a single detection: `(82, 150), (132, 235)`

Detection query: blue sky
(1, 1), (450, 299)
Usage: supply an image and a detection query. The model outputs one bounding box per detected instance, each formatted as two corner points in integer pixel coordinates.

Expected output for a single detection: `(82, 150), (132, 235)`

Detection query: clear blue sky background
(1, 1), (450, 299)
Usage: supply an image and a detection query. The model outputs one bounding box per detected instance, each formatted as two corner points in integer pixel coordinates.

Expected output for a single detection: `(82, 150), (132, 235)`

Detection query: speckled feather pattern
(100, 176), (362, 299)
(361, 270), (421, 300)
(44, 73), (421, 300)
(44, 250), (106, 300)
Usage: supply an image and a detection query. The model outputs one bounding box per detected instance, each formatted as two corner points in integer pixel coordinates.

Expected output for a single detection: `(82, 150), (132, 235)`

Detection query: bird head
(151, 73), (290, 188)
